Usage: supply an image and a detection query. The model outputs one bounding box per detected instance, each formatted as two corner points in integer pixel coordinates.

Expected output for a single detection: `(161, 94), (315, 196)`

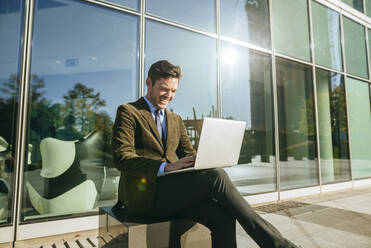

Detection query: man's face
(146, 77), (179, 109)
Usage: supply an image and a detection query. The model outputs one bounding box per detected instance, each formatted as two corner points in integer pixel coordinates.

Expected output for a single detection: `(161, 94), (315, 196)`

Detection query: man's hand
(164, 155), (196, 172)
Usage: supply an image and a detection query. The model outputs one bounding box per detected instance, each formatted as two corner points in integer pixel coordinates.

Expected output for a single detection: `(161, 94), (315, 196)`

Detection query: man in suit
(112, 60), (298, 248)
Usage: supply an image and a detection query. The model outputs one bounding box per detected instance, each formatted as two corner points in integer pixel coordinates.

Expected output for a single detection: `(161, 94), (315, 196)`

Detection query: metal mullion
(315, 64), (345, 76)
(268, 0), (281, 199)
(139, 0), (145, 97)
(346, 73), (370, 82)
(82, 0), (141, 16)
(220, 36), (272, 55)
(365, 25), (371, 81)
(216, 0), (222, 119)
(145, 14), (218, 39)
(308, 0), (323, 190)
(314, 0), (340, 12)
(339, 11), (354, 184)
(13, 0), (35, 241)
(364, 0), (367, 16)
(274, 52), (313, 66)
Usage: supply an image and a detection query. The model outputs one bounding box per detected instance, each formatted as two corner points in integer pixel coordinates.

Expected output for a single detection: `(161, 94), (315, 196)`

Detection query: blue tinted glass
(146, 0), (216, 33)
(23, 0), (139, 221)
(220, 0), (271, 49)
(145, 20), (217, 147)
(102, 0), (139, 11)
(0, 0), (23, 226)
(221, 42), (275, 195)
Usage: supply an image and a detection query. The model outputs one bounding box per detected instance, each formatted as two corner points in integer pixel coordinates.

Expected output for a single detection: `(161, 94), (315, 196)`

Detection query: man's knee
(207, 168), (229, 181)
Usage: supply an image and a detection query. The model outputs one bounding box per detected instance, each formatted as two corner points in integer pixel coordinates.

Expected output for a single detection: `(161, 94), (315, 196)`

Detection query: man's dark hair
(148, 60), (182, 84)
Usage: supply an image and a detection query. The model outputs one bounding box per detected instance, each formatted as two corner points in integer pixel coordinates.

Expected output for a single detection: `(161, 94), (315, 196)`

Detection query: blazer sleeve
(112, 105), (162, 180)
(176, 114), (196, 158)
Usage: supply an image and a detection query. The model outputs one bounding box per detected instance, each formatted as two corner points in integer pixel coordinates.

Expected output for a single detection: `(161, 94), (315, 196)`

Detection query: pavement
(11, 184), (371, 248)
(237, 184), (371, 248)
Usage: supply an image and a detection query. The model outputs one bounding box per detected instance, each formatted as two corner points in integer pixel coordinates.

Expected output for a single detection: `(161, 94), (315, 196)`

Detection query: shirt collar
(144, 96), (164, 115)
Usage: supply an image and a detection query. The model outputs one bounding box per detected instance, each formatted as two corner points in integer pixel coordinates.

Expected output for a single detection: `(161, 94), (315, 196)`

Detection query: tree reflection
(0, 74), (114, 167)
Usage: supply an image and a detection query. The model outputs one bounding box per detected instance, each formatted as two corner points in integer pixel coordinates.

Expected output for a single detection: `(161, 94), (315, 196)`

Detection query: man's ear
(146, 78), (152, 89)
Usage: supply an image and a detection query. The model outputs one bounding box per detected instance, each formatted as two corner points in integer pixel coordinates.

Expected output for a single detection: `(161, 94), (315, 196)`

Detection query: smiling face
(145, 77), (179, 110)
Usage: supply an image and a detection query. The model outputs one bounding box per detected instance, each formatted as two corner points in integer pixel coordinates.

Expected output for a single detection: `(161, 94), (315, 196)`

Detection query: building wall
(0, 0), (371, 242)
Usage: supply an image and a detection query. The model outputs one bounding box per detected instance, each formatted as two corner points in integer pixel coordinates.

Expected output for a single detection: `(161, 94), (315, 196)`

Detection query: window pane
(272, 0), (311, 61)
(367, 0), (371, 17)
(276, 58), (318, 190)
(221, 42), (275, 195)
(346, 78), (371, 179)
(145, 20), (217, 141)
(23, 0), (138, 221)
(312, 1), (343, 71)
(101, 0), (139, 11)
(342, 0), (363, 12)
(368, 29), (371, 67)
(316, 69), (350, 184)
(146, 0), (216, 33)
(220, 0), (270, 49)
(0, 0), (23, 225)
(343, 17), (368, 79)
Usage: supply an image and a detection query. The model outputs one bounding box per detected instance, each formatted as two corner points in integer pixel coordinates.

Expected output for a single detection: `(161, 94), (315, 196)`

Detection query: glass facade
(220, 0), (270, 49)
(342, 0), (363, 12)
(104, 0), (139, 11)
(312, 1), (343, 71)
(346, 77), (371, 179)
(276, 58), (318, 189)
(145, 20), (217, 121)
(146, 0), (216, 33)
(272, 0), (311, 61)
(221, 43), (275, 194)
(343, 16), (368, 79)
(367, 0), (371, 17)
(316, 69), (350, 184)
(0, 0), (23, 225)
(1, 0), (371, 241)
(23, 0), (138, 220)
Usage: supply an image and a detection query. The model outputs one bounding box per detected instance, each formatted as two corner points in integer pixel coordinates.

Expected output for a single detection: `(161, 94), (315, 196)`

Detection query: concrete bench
(98, 205), (211, 248)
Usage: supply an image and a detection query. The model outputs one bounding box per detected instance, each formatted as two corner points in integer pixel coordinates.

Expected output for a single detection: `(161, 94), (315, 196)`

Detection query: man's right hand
(164, 155), (196, 172)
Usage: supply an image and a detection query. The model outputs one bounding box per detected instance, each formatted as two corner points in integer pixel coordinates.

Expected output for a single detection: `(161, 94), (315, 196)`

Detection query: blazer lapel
(137, 98), (164, 149)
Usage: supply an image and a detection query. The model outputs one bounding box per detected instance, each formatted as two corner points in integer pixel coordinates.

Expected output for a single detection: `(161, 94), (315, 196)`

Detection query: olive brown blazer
(112, 97), (195, 214)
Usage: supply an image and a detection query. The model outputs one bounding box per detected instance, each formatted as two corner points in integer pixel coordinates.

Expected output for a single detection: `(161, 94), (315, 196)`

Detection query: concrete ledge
(98, 206), (211, 248)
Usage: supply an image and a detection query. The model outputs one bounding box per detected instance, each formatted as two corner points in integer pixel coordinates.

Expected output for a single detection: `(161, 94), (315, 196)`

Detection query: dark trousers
(145, 168), (297, 248)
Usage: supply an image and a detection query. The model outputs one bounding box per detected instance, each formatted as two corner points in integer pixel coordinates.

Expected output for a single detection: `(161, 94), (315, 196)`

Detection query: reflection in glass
(220, 0), (270, 49)
(342, 0), (363, 12)
(316, 69), (350, 184)
(146, 0), (216, 33)
(312, 1), (343, 71)
(272, 0), (311, 61)
(221, 42), (275, 195)
(145, 20), (217, 149)
(23, 0), (139, 220)
(343, 16), (368, 79)
(102, 0), (139, 11)
(0, 0), (23, 225)
(276, 58), (318, 190)
(346, 77), (371, 179)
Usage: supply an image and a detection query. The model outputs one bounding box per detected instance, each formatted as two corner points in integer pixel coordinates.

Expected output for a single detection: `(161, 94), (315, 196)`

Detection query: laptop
(164, 117), (246, 175)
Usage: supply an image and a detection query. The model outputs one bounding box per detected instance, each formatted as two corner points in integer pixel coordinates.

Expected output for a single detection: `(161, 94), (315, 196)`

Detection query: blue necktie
(155, 109), (166, 146)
